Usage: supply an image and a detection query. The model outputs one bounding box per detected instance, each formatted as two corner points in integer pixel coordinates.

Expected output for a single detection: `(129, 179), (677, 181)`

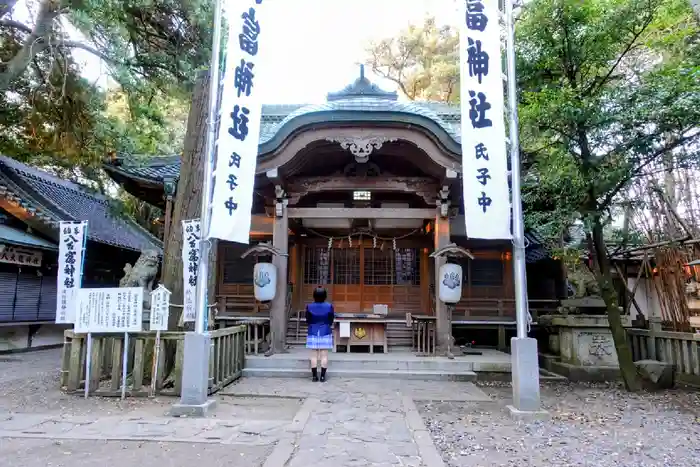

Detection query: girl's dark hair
(312, 287), (327, 303)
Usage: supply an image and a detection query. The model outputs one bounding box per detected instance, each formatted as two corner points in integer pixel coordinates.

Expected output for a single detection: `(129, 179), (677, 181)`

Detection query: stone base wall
(539, 314), (632, 382)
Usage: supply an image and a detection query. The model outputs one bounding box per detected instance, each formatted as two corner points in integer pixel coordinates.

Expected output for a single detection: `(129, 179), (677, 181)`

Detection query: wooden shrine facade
(104, 68), (562, 353)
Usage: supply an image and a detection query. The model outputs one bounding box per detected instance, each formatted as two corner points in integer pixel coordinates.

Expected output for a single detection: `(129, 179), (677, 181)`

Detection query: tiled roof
(268, 98), (461, 144)
(0, 223), (57, 250)
(0, 156), (162, 253)
(108, 154), (181, 183)
(108, 100), (462, 183)
(524, 231), (549, 263)
(105, 69), (463, 183)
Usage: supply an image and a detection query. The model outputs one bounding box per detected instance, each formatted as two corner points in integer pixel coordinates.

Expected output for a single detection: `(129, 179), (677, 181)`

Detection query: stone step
(245, 354), (478, 372)
(241, 367), (478, 381)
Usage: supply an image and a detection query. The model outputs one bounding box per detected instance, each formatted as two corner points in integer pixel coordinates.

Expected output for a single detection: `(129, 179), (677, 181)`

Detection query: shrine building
(0, 155), (162, 352)
(105, 69), (564, 354)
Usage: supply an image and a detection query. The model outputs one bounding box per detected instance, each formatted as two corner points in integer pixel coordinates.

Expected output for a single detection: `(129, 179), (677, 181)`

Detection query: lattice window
(303, 247), (330, 285)
(395, 248), (420, 285)
(332, 248), (360, 284)
(222, 242), (258, 284)
(364, 248), (394, 285)
(456, 258), (504, 286)
(471, 259), (504, 286)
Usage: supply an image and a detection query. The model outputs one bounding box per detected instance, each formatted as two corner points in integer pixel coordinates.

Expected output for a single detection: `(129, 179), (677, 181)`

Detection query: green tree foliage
(514, 0), (699, 390)
(366, 0), (700, 390)
(0, 0), (209, 182)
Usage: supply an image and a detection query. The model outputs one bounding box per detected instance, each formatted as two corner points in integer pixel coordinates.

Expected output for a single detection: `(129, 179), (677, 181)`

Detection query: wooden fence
(60, 325), (246, 397)
(627, 327), (700, 386)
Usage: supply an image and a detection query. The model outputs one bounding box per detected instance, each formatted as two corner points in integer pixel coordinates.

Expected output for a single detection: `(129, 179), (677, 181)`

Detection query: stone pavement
(0, 361), (493, 467)
(221, 378), (491, 467)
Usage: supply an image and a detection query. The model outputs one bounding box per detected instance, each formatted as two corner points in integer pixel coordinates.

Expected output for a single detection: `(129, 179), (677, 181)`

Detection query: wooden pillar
(162, 177), (177, 243)
(434, 207), (451, 353)
(420, 247), (430, 314)
(270, 185), (289, 354)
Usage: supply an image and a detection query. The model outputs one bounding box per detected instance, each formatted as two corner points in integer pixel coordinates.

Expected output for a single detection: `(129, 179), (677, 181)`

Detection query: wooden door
(301, 241), (423, 316)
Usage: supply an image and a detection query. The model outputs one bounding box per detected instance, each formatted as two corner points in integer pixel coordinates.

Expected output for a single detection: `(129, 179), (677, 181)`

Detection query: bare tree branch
(0, 0), (19, 20)
(0, 0), (62, 92)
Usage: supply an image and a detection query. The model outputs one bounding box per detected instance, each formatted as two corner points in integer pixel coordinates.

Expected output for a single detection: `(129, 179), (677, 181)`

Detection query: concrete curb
(402, 396), (446, 467)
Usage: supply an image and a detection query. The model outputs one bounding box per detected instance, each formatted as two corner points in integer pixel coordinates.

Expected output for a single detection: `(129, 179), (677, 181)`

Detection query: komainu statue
(560, 261), (606, 313)
(567, 262), (601, 298)
(119, 249), (160, 309)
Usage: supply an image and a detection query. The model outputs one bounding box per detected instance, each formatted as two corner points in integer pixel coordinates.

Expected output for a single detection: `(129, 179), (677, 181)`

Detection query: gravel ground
(419, 381), (700, 467)
(0, 438), (272, 467)
(0, 348), (172, 415)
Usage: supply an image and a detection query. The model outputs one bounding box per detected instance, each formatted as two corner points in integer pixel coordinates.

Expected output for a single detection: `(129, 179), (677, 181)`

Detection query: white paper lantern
(438, 263), (463, 304)
(253, 262), (277, 302)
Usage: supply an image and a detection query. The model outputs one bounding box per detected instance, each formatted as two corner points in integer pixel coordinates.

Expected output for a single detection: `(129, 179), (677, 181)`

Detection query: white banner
(182, 219), (201, 323)
(56, 221), (87, 324)
(0, 246), (42, 267)
(149, 285), (171, 331)
(75, 287), (143, 333)
(459, 0), (511, 239)
(208, 0), (269, 244)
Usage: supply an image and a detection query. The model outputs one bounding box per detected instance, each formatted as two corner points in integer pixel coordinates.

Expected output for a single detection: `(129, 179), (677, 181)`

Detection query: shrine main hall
(105, 69), (563, 354)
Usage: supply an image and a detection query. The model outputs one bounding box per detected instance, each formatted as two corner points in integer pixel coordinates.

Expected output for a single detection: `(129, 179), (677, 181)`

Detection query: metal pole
(505, 0), (529, 339)
(194, 0), (224, 335)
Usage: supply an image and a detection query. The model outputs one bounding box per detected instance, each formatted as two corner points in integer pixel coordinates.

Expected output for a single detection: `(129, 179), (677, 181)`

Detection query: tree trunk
(690, 0), (700, 23)
(159, 70), (217, 380)
(589, 218), (642, 391)
(0, 0), (60, 92)
(161, 69), (217, 329)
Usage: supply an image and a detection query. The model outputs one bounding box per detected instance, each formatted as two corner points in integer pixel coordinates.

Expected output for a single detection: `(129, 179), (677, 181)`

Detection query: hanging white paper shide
(208, 0), (269, 244)
(56, 221), (87, 324)
(459, 0), (512, 239)
(181, 219), (201, 323)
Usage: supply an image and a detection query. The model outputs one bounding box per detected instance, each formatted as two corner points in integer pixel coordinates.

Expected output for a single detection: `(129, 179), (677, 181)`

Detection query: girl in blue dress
(305, 287), (334, 382)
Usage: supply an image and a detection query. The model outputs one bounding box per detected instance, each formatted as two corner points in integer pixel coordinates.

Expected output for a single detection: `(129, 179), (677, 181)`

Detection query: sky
(15, 0), (460, 104)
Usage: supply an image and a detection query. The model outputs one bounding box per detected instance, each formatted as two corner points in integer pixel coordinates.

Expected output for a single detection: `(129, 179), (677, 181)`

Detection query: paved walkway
(0, 353), (493, 467)
(222, 378), (491, 467)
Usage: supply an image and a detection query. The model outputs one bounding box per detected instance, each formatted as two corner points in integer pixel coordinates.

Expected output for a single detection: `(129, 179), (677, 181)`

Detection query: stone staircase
(242, 350), (482, 381)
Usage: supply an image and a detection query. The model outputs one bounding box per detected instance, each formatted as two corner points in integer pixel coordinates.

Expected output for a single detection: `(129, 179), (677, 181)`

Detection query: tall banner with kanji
(459, 0), (512, 239)
(181, 219), (201, 323)
(208, 0), (268, 244)
(56, 221), (87, 324)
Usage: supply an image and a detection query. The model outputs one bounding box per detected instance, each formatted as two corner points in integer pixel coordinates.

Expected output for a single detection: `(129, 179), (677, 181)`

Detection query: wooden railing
(408, 313), (436, 355)
(428, 286), (559, 322)
(627, 327), (700, 385)
(60, 325), (246, 397)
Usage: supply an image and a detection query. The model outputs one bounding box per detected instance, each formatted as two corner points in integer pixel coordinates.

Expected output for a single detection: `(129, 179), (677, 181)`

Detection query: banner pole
(505, 0), (544, 415)
(174, 0), (223, 414)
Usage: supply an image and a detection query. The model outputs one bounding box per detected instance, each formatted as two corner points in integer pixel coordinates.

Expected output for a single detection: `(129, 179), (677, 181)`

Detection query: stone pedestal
(170, 332), (217, 417)
(540, 315), (631, 382)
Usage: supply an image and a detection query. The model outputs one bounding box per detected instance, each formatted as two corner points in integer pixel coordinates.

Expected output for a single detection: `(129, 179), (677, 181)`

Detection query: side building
(0, 156), (162, 352)
(105, 70), (565, 351)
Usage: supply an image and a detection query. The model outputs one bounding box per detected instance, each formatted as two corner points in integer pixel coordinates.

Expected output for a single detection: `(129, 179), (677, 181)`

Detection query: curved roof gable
(104, 65), (463, 184)
(258, 66), (461, 154)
